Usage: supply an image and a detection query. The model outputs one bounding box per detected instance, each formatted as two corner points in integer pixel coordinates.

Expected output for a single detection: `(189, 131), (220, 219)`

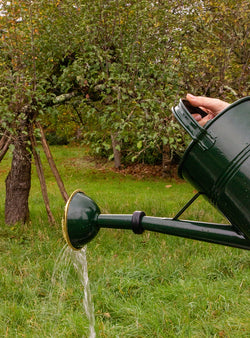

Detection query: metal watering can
(63, 97), (250, 250)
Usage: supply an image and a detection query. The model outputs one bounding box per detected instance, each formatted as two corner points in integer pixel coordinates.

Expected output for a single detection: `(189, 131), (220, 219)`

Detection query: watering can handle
(172, 99), (215, 150)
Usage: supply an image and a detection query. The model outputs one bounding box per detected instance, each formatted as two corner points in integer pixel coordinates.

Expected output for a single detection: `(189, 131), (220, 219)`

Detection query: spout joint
(132, 211), (146, 234)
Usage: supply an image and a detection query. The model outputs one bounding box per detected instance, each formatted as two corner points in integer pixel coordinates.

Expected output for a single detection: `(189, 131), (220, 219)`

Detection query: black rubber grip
(132, 211), (145, 234)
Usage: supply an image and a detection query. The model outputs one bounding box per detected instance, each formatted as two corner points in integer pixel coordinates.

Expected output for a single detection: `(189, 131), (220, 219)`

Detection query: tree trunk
(111, 133), (121, 169)
(162, 143), (173, 177)
(5, 134), (31, 224)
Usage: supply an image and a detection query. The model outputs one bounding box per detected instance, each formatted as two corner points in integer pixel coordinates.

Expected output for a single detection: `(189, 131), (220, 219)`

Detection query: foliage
(43, 0), (249, 163)
(61, 0), (189, 163)
(0, 0), (249, 165)
(177, 0), (250, 99)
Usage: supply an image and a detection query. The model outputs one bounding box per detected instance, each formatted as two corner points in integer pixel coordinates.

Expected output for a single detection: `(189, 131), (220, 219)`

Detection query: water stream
(51, 244), (96, 338)
(70, 247), (96, 338)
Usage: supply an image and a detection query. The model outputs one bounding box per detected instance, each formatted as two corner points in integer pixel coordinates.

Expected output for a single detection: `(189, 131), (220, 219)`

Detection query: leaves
(0, 0), (248, 166)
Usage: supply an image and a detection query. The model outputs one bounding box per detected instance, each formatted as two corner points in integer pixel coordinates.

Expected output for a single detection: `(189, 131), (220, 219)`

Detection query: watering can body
(63, 97), (250, 250)
(173, 97), (250, 238)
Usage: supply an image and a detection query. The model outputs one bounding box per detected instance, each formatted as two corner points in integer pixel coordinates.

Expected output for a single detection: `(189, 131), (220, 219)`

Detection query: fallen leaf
(103, 312), (111, 318)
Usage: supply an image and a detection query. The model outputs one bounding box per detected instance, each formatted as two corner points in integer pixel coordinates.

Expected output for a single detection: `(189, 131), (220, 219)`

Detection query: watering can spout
(63, 190), (250, 251)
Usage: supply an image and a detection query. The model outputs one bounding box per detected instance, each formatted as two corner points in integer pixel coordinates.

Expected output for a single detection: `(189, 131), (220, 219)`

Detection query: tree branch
(29, 127), (56, 225)
(36, 122), (69, 202)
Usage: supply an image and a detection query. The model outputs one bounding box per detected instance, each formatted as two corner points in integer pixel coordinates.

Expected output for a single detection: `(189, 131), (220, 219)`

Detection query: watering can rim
(62, 189), (85, 251)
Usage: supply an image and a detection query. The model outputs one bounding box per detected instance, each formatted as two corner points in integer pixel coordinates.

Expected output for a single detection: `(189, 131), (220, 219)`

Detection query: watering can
(63, 97), (250, 250)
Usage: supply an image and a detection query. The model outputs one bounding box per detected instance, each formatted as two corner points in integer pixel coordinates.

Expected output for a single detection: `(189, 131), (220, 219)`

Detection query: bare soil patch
(111, 163), (180, 180)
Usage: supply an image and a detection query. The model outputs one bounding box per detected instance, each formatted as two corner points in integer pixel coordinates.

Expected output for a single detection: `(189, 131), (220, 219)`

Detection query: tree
(50, 0), (249, 167)
(52, 0), (187, 167)
(173, 0), (250, 99)
(0, 0), (79, 224)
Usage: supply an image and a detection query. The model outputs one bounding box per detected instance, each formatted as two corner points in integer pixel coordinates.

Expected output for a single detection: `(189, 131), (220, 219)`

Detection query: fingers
(198, 114), (214, 127)
(192, 113), (202, 122)
(192, 113), (214, 126)
(186, 94), (229, 116)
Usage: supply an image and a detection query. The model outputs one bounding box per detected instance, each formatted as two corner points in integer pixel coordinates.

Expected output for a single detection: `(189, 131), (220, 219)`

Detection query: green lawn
(0, 146), (249, 337)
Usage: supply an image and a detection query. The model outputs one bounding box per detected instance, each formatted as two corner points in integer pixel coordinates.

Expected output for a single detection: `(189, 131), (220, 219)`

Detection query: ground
(112, 163), (180, 179)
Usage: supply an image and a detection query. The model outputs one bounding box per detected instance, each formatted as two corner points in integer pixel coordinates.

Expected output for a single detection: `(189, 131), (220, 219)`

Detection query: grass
(0, 146), (249, 337)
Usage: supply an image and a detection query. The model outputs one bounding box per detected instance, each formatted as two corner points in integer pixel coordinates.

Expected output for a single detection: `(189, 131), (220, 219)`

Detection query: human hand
(186, 94), (230, 126)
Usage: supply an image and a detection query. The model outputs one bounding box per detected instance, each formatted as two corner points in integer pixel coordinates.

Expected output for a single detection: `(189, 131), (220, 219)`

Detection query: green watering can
(63, 97), (250, 250)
